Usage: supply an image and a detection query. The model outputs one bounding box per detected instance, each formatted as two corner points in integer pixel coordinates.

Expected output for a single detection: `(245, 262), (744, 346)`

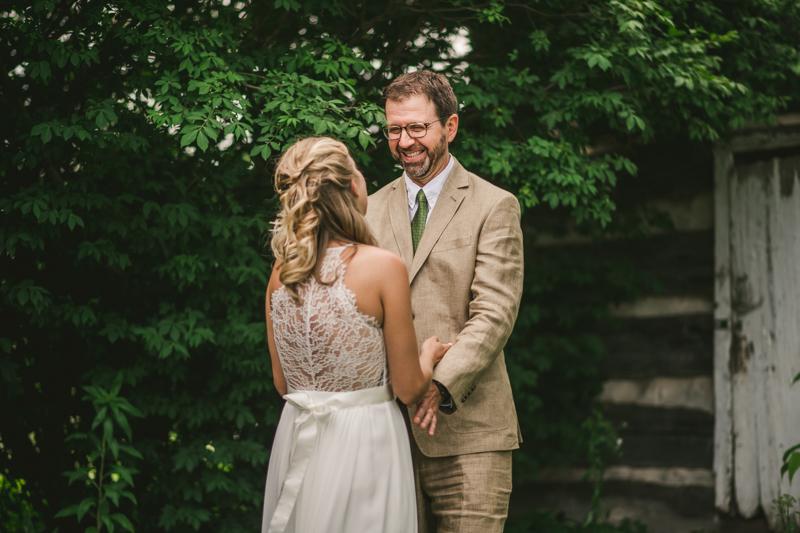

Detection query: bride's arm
(379, 253), (449, 405)
(265, 262), (288, 397)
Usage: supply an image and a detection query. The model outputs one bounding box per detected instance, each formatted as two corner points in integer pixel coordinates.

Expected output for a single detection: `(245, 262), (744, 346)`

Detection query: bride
(262, 137), (451, 533)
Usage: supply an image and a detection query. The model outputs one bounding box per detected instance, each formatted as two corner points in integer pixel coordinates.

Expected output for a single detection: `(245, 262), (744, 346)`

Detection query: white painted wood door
(714, 135), (800, 527)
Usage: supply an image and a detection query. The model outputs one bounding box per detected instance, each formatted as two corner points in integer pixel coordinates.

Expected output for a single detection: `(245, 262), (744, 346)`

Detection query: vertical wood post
(714, 126), (800, 528)
(713, 147), (734, 513)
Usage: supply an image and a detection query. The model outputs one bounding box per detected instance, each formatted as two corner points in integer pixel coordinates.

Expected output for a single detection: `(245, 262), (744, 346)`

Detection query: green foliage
(0, 475), (45, 533)
(505, 408), (640, 532)
(2, 1), (799, 532)
(506, 512), (646, 533)
(781, 371), (800, 486)
(783, 441), (800, 486)
(771, 494), (799, 533)
(581, 410), (624, 526)
(56, 373), (142, 533)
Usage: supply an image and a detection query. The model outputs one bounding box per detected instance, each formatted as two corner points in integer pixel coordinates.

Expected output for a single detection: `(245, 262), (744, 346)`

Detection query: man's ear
(446, 114), (459, 143)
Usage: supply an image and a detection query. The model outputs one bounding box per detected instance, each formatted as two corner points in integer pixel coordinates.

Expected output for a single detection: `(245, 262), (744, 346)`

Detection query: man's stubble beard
(393, 131), (448, 181)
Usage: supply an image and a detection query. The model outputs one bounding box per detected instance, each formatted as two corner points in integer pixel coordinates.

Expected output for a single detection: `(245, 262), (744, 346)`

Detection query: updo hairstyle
(270, 137), (376, 301)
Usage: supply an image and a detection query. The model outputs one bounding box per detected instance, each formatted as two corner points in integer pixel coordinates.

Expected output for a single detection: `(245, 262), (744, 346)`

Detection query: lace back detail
(271, 246), (388, 392)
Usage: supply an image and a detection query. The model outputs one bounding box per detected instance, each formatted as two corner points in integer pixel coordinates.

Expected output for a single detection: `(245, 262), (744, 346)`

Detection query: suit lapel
(388, 179), (414, 272)
(408, 162), (469, 283)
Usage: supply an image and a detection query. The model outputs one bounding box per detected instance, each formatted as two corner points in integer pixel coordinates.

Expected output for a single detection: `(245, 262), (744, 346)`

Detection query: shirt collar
(404, 155), (455, 209)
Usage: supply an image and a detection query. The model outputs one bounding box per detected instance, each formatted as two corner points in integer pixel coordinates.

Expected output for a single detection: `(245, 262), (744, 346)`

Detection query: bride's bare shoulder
(353, 245), (403, 265)
(349, 245), (406, 276)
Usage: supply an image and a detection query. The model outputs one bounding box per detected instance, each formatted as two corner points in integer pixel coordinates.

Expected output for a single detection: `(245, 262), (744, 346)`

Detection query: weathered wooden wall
(713, 127), (800, 529)
(512, 142), (731, 533)
(510, 126), (800, 532)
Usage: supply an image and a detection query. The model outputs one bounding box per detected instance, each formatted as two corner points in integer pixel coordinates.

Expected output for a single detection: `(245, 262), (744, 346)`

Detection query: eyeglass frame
(382, 116), (451, 140)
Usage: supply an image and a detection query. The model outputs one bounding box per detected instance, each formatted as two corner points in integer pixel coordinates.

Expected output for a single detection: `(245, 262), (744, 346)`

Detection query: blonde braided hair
(270, 137), (377, 301)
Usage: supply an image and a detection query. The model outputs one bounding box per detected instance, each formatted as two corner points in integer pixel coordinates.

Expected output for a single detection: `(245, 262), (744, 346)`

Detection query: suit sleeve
(432, 193), (524, 412)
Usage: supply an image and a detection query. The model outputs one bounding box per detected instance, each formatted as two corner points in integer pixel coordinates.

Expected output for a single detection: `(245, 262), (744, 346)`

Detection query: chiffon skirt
(261, 384), (417, 533)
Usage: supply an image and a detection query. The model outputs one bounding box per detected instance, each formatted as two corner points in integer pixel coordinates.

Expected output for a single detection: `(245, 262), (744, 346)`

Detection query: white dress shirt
(404, 155), (455, 225)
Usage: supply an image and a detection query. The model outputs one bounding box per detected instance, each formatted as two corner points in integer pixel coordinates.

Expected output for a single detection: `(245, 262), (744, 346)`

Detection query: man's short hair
(382, 70), (458, 119)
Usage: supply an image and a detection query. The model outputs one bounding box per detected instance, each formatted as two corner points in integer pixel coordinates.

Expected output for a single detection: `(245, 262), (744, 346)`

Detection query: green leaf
(110, 372), (124, 397)
(103, 416), (114, 443)
(112, 514), (135, 533)
(196, 132), (209, 151)
(92, 406), (108, 430)
(31, 61), (51, 81)
(113, 409), (133, 440)
(786, 452), (800, 483)
(55, 504), (79, 518)
(77, 497), (95, 521)
(181, 130), (198, 147)
(783, 443), (800, 463)
(117, 399), (144, 418)
(67, 213), (85, 230)
(111, 465), (135, 487)
(17, 287), (30, 306)
(108, 435), (120, 460)
(119, 444), (143, 459)
(102, 513), (115, 533)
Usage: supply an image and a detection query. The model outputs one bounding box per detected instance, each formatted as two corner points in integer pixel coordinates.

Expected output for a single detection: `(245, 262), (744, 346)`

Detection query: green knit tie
(411, 190), (429, 253)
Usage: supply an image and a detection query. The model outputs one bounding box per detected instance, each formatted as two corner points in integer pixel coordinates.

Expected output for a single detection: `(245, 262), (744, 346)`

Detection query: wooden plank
(609, 296), (713, 318)
(729, 157), (771, 518)
(600, 315), (713, 379)
(512, 475), (716, 519)
(713, 146), (734, 512)
(535, 466), (714, 487)
(730, 127), (800, 154)
(762, 154), (800, 522)
(598, 377), (713, 413)
(514, 476), (769, 530)
(751, 157), (781, 525)
(604, 405), (714, 436)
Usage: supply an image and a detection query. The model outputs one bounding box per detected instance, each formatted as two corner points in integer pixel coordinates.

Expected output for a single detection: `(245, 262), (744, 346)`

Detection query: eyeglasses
(382, 117), (448, 140)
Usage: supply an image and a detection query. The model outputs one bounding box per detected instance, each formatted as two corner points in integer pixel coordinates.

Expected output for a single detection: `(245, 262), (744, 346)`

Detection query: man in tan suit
(365, 70), (524, 533)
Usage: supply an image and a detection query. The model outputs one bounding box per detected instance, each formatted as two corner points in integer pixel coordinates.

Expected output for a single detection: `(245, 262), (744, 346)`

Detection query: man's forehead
(385, 94), (436, 118)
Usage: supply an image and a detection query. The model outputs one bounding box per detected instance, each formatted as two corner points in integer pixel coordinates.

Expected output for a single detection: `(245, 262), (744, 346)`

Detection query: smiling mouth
(402, 149), (425, 161)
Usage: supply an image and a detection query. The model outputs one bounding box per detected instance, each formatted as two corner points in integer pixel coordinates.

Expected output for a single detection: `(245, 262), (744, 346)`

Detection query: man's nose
(397, 128), (415, 148)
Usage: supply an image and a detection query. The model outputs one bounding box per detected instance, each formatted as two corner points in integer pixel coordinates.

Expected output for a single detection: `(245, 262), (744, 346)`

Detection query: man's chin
(403, 162), (430, 180)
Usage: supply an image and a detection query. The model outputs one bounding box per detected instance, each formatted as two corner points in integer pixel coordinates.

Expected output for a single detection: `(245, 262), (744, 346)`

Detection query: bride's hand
(421, 336), (453, 366)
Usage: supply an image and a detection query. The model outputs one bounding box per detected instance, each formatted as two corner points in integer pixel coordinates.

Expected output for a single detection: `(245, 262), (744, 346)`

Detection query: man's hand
(413, 382), (443, 437)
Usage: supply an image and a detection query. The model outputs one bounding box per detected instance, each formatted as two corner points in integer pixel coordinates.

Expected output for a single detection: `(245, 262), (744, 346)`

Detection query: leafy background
(2, 0), (799, 531)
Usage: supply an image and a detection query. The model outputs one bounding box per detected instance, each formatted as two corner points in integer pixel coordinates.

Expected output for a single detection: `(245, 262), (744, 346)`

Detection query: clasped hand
(413, 337), (452, 437)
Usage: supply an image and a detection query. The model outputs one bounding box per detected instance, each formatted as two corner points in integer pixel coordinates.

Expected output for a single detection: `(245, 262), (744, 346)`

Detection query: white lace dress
(262, 246), (416, 533)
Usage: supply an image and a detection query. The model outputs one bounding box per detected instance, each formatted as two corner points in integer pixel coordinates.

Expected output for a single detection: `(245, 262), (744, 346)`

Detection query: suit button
(412, 313), (416, 319)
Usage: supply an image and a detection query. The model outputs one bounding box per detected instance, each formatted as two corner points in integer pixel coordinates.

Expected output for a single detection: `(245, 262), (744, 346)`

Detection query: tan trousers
(410, 436), (512, 533)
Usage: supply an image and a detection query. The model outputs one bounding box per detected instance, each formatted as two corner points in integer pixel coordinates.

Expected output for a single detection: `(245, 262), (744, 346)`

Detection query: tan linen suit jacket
(365, 159), (524, 458)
